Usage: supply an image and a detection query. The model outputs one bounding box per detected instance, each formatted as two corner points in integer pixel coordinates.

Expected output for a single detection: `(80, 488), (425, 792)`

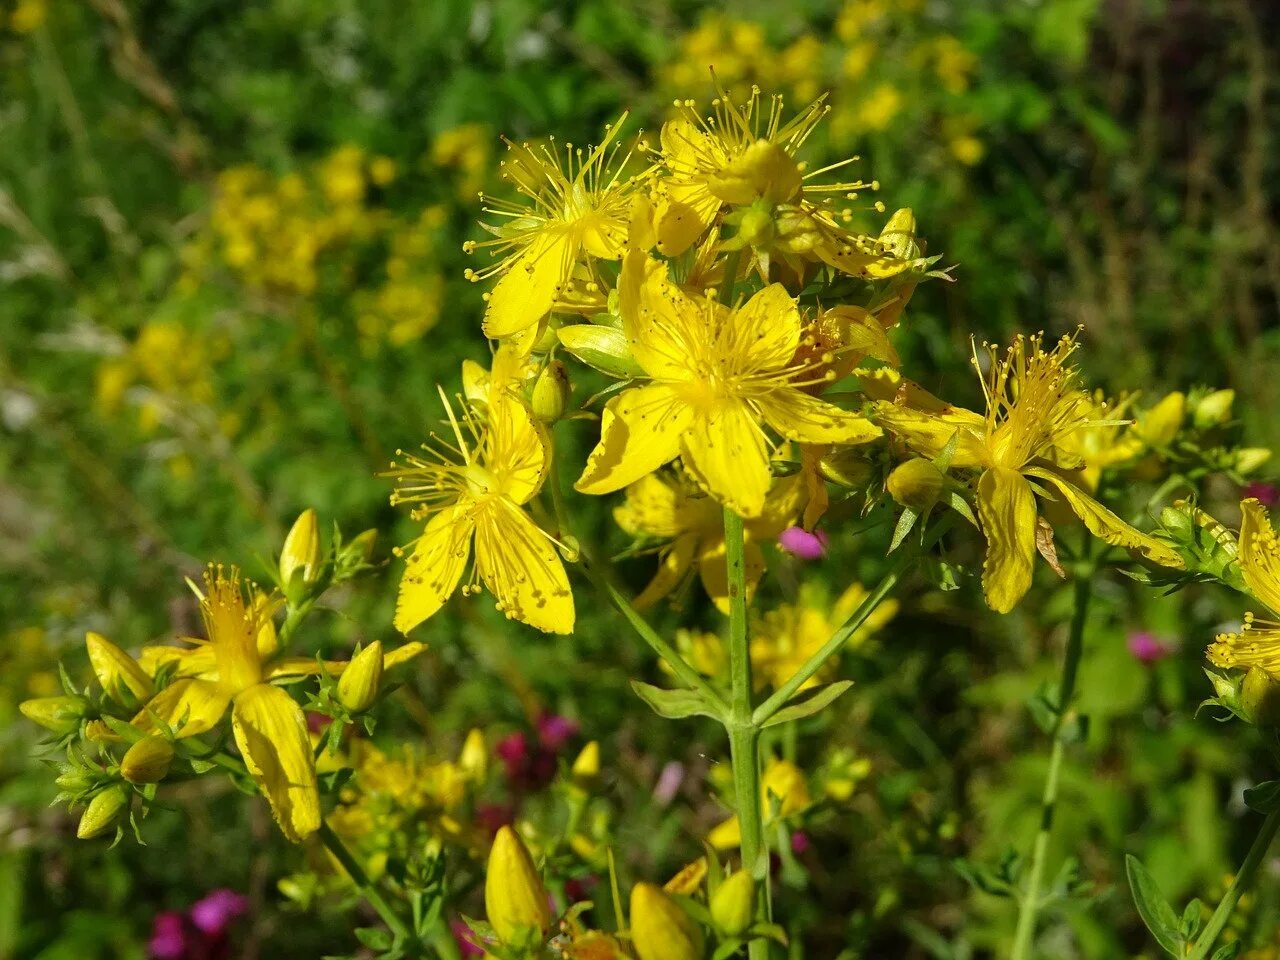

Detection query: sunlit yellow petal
(576, 385), (691, 495)
(698, 538), (765, 614)
(1027, 468), (1186, 570)
(872, 402), (986, 466)
(634, 532), (699, 610)
(614, 473), (684, 539)
(621, 254), (702, 381)
(485, 395), (548, 505)
(231, 683), (320, 842)
(139, 643), (217, 680)
(1238, 499), (1280, 615)
(759, 388), (882, 446)
(132, 678), (232, 738)
(394, 505), (476, 634)
(655, 179), (720, 258)
(729, 283), (801, 373)
(474, 500), (575, 634)
(977, 467), (1038, 614)
(680, 403), (771, 518)
(482, 228), (576, 341)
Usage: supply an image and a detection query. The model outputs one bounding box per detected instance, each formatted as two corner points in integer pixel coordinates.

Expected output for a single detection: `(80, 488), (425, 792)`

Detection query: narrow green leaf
(761, 681), (854, 728)
(1125, 854), (1183, 956)
(629, 680), (722, 721)
(1243, 780), (1280, 814)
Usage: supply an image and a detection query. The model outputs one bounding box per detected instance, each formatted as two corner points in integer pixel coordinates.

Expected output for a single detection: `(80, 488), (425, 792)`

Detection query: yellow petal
(708, 815), (742, 850)
(698, 538), (765, 614)
(383, 640), (428, 670)
(614, 473), (684, 538)
(1027, 468), (1186, 570)
(482, 228), (576, 340)
(634, 533), (698, 610)
(394, 505), (475, 634)
(1238, 499), (1280, 615)
(485, 395), (548, 506)
(132, 678), (232, 738)
(139, 643), (217, 679)
(751, 473), (805, 538)
(759, 388), (882, 446)
(85, 632), (154, 703)
(872, 402), (986, 466)
(728, 283), (801, 373)
(977, 467), (1038, 614)
(232, 684), (320, 843)
(680, 403), (771, 518)
(475, 500), (575, 634)
(621, 254), (702, 381)
(576, 384), (691, 495)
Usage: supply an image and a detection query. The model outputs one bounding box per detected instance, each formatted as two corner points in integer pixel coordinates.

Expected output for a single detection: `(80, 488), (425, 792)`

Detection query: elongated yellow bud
(121, 737), (175, 784)
(630, 882), (704, 960)
(484, 826), (551, 945)
(85, 632), (153, 705)
(20, 696), (84, 734)
(1242, 668), (1280, 728)
(530, 359), (571, 423)
(710, 870), (755, 937)
(337, 641), (383, 714)
(571, 741), (600, 783)
(459, 728), (487, 781)
(1192, 388), (1234, 429)
(886, 459), (945, 510)
(280, 508), (322, 585)
(77, 784), (129, 839)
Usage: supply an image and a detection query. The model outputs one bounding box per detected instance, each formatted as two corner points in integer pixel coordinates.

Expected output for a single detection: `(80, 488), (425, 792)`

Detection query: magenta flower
(149, 912), (188, 960)
(451, 918), (486, 958)
(1243, 482), (1280, 508)
(189, 889), (248, 936)
(790, 831), (811, 855)
(779, 526), (827, 560)
(1127, 630), (1171, 665)
(536, 713), (579, 750)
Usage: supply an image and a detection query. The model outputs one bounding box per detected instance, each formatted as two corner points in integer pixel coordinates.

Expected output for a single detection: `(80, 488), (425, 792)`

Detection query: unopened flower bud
(1135, 392), (1185, 447)
(20, 696), (85, 734)
(337, 641), (383, 714)
(86, 632), (153, 706)
(531, 360), (571, 423)
(887, 459), (945, 510)
(1159, 504), (1194, 540)
(55, 769), (95, 793)
(280, 509), (322, 586)
(1242, 668), (1280, 727)
(77, 784), (129, 840)
(571, 741), (600, 784)
(1236, 448), (1273, 476)
(1192, 389), (1235, 429)
(736, 203), (776, 247)
(459, 728), (487, 781)
(879, 207), (920, 260)
(121, 737), (175, 784)
(710, 870), (755, 937)
(630, 882), (705, 960)
(484, 826), (552, 945)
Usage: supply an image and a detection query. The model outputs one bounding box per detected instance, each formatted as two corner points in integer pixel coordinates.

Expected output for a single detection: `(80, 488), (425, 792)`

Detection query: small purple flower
(1128, 631), (1171, 665)
(189, 889), (248, 936)
(536, 713), (579, 751)
(790, 831), (811, 855)
(149, 912), (188, 960)
(451, 918), (486, 958)
(1243, 482), (1280, 508)
(653, 760), (685, 806)
(779, 526), (827, 561)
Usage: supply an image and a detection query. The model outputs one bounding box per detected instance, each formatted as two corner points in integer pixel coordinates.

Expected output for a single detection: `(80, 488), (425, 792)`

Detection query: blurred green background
(1, 0), (1278, 957)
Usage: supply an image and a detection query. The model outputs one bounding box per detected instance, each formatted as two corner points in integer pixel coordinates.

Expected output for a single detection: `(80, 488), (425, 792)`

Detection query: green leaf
(557, 325), (643, 378)
(953, 858), (1016, 898)
(354, 926), (394, 950)
(1180, 898), (1203, 940)
(761, 681), (854, 728)
(1243, 780), (1280, 814)
(1125, 854), (1183, 956)
(1210, 942), (1241, 960)
(629, 681), (722, 721)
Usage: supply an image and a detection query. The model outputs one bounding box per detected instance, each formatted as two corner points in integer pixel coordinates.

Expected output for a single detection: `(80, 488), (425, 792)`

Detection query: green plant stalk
(318, 821), (414, 946)
(1187, 806), (1280, 960)
(1010, 574), (1093, 960)
(723, 506), (770, 960)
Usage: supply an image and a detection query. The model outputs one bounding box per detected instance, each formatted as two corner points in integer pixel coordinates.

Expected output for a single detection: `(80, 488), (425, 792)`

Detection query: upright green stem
(1187, 807), (1280, 960)
(318, 821), (414, 946)
(1010, 574), (1093, 960)
(723, 507), (770, 960)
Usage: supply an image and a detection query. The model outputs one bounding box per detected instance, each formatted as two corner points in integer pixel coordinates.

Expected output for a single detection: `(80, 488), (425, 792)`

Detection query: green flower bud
(55, 768), (95, 793)
(485, 826), (552, 945)
(630, 882), (704, 960)
(530, 360), (571, 423)
(121, 737), (175, 784)
(1235, 448), (1272, 476)
(710, 870), (755, 937)
(20, 696), (85, 734)
(280, 508), (322, 586)
(557, 325), (644, 379)
(886, 458), (945, 510)
(1159, 504), (1195, 540)
(1192, 389), (1235, 429)
(736, 202), (776, 247)
(77, 784), (129, 840)
(337, 641), (384, 714)
(86, 632), (154, 706)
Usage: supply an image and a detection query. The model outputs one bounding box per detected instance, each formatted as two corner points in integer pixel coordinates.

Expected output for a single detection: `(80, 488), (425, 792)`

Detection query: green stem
(1010, 574), (1093, 960)
(1187, 807), (1280, 960)
(753, 515), (955, 726)
(318, 821), (414, 946)
(723, 507), (771, 960)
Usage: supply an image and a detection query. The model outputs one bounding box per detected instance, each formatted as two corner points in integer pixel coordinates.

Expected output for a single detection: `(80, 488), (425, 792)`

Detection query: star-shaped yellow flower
(874, 333), (1183, 612)
(575, 254), (880, 518)
(388, 391), (574, 634)
(1207, 499), (1280, 677)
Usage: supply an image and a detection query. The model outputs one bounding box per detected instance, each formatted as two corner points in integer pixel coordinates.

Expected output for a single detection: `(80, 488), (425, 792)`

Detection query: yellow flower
(465, 115), (640, 352)
(652, 88), (879, 260)
(856, 84), (903, 132)
(614, 472), (803, 611)
(575, 255), (880, 518)
(132, 567), (319, 841)
(709, 758), (812, 849)
(387, 392), (574, 634)
(1206, 500), (1280, 678)
(875, 333), (1183, 612)
(752, 582), (898, 690)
